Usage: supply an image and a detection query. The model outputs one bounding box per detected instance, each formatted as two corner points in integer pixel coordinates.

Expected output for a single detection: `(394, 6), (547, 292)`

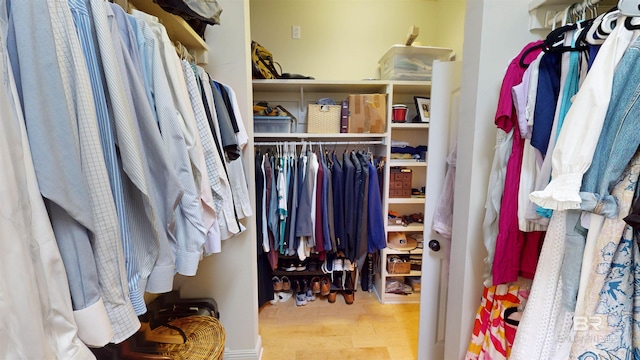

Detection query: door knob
(428, 240), (441, 252)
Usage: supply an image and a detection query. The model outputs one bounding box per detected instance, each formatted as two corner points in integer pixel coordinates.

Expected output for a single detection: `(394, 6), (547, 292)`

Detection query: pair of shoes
(306, 288), (316, 302)
(342, 289), (354, 305)
(320, 277), (331, 296)
(272, 276), (282, 291)
(293, 279), (307, 306)
(295, 292), (307, 306)
(327, 290), (338, 303)
(281, 276), (291, 291)
(311, 276), (321, 294)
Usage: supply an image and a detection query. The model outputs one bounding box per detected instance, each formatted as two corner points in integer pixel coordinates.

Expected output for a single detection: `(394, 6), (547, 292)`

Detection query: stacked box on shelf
(389, 167), (412, 198)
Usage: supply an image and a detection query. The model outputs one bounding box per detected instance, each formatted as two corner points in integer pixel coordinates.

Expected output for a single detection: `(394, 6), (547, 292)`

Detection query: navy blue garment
(588, 44), (601, 71)
(356, 152), (370, 271)
(332, 153), (346, 251)
(342, 152), (357, 259)
(367, 161), (386, 252)
(530, 52), (562, 157)
(320, 153), (332, 252)
(350, 151), (364, 263)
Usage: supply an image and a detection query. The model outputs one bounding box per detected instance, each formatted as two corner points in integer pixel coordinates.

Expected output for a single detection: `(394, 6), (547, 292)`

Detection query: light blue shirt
(107, 3), (183, 294)
(69, 0), (138, 316)
(130, 10), (208, 273)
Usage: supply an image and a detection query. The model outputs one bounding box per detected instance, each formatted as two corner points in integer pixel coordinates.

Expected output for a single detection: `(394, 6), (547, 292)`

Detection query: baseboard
(223, 335), (263, 360)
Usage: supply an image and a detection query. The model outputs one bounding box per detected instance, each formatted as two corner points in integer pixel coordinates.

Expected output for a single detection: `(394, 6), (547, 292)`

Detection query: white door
(417, 60), (463, 360)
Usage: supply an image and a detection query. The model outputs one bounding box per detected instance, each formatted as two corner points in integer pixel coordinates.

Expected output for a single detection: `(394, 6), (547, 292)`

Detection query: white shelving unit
(252, 79), (432, 304)
(374, 81), (431, 304)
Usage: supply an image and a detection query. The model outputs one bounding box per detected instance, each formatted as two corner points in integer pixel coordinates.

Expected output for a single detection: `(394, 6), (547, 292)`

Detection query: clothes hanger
(618, 0), (640, 16)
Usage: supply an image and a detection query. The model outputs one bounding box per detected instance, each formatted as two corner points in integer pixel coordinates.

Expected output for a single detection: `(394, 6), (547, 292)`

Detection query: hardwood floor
(258, 288), (420, 360)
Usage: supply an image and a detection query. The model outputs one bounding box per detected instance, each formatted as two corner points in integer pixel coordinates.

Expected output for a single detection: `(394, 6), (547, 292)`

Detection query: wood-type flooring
(259, 287), (420, 360)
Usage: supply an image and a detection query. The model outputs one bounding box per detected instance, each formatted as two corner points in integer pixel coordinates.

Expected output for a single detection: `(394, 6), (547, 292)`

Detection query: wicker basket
(307, 104), (341, 133)
(387, 259), (411, 274)
(151, 316), (225, 360)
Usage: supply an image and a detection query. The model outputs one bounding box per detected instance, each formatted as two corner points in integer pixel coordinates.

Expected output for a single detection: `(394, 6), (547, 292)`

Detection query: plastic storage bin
(379, 45), (453, 81)
(253, 116), (292, 133)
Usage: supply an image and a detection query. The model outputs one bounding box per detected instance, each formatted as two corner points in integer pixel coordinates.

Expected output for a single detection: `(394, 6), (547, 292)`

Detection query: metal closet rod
(253, 140), (384, 146)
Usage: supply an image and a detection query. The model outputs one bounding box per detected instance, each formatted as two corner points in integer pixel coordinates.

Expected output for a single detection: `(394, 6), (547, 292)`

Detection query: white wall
(173, 0), (261, 359)
(445, 0), (540, 358)
(249, 0), (466, 81)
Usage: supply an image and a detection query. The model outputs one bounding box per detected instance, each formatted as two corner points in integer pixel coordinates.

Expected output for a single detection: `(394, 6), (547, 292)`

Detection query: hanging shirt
(1, 10), (94, 356)
(366, 160), (386, 252)
(332, 153), (346, 251)
(71, 0), (146, 316)
(530, 23), (636, 210)
(342, 152), (357, 259)
(218, 81), (252, 219)
(492, 41), (545, 286)
(530, 51), (562, 157)
(108, 4), (184, 296)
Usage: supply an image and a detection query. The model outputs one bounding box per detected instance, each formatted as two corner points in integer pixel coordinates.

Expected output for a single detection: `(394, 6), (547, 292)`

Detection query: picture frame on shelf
(413, 96), (430, 123)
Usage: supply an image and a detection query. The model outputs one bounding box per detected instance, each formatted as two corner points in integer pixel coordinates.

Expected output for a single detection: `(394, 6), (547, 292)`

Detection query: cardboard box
(348, 94), (387, 133)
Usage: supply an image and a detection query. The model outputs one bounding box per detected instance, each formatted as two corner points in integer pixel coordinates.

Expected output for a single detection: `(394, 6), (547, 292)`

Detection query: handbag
(251, 41), (282, 79)
(251, 41), (314, 80)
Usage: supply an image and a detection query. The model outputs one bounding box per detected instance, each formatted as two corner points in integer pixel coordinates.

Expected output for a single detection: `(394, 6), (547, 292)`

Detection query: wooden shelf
(253, 132), (388, 140)
(127, 0), (208, 64)
(391, 122), (430, 129)
(252, 80), (390, 93)
(384, 247), (424, 255)
(390, 81), (432, 95)
(387, 224), (424, 232)
(386, 270), (422, 277)
(389, 160), (427, 167)
(388, 196), (425, 204)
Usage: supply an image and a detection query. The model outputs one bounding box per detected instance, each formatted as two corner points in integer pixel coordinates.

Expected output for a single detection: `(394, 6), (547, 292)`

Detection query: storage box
(348, 94), (386, 133)
(253, 116), (292, 133)
(387, 259), (411, 274)
(389, 167), (412, 198)
(307, 104), (341, 133)
(406, 277), (421, 292)
(379, 45), (453, 81)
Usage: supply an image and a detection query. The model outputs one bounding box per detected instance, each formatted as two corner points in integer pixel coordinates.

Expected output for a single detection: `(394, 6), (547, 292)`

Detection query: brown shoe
(311, 276), (321, 294)
(320, 277), (331, 296)
(342, 290), (354, 305)
(327, 290), (337, 303)
(281, 276), (291, 291)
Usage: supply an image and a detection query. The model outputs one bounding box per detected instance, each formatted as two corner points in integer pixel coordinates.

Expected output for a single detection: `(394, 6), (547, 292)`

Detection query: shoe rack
(271, 255), (357, 306)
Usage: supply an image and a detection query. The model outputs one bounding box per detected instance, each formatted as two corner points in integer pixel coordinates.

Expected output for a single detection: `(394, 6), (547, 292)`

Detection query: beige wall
(250, 0), (466, 81)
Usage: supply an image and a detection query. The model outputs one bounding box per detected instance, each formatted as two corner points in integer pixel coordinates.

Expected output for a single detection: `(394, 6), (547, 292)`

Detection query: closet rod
(254, 140), (384, 146)
(546, 0), (603, 28)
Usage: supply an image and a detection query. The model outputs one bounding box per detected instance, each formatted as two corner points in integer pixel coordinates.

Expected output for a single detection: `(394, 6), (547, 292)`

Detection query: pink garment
(492, 41), (545, 285)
